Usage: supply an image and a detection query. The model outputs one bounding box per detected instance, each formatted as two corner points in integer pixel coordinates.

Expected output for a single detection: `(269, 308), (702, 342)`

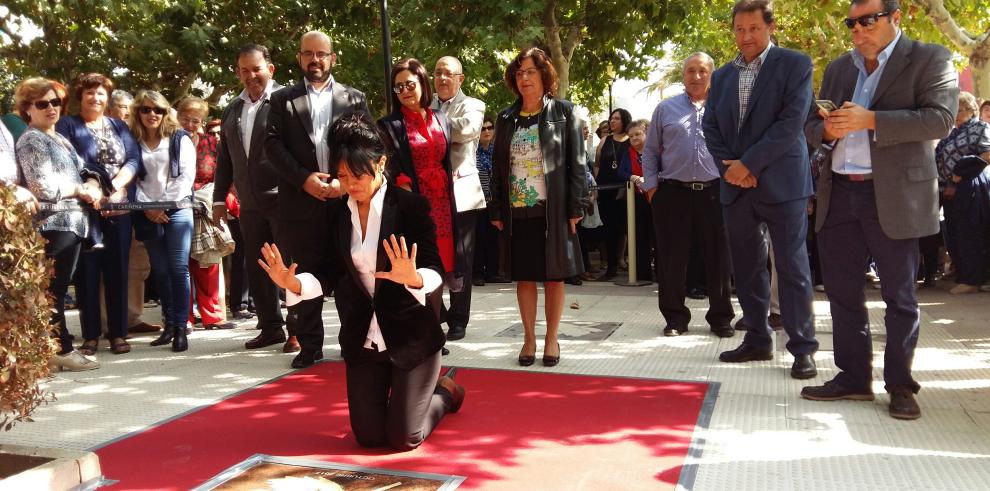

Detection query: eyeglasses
(32, 98), (62, 110)
(515, 68), (540, 80)
(434, 70), (461, 79)
(392, 81), (418, 94)
(139, 106), (168, 116)
(481, 126), (494, 131)
(843, 11), (891, 29)
(300, 51), (332, 60)
(179, 116), (203, 126)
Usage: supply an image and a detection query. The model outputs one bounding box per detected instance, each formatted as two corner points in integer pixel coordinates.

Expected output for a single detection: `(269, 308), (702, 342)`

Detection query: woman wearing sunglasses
(14, 77), (104, 371)
(377, 59), (463, 301)
(56, 73), (143, 357)
(129, 90), (196, 352)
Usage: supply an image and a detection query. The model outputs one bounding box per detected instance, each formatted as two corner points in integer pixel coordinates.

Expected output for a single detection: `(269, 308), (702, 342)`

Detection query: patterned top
(15, 128), (89, 238)
(195, 133), (219, 189)
(936, 117), (990, 186)
(87, 118), (126, 178)
(732, 44), (772, 130)
(509, 113), (546, 207)
(400, 106), (455, 273)
(476, 142), (493, 202)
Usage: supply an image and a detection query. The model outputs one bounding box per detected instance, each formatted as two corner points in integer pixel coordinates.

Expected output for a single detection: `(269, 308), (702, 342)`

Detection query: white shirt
(238, 79), (278, 157)
(307, 77), (334, 173)
(136, 135), (196, 202)
(286, 181), (443, 351)
(0, 123), (17, 184)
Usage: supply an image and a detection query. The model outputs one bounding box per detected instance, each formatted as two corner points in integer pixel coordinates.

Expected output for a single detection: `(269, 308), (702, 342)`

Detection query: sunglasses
(139, 106), (168, 116)
(392, 81), (418, 94)
(482, 126), (494, 131)
(843, 11), (891, 29)
(32, 98), (62, 110)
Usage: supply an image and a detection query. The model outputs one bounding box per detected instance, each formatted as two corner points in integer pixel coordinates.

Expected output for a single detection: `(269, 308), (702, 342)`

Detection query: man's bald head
(434, 56), (465, 101)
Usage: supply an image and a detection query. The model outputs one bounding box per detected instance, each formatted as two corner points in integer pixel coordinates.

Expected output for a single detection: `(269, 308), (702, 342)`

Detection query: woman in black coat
(489, 47), (588, 367)
(259, 113), (464, 451)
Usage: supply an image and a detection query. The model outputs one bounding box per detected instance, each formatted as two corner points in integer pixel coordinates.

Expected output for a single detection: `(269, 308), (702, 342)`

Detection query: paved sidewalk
(3, 280), (989, 490)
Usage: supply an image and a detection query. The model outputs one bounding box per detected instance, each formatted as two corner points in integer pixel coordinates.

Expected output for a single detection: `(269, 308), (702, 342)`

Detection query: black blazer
(377, 109), (466, 281)
(265, 79), (370, 221)
(212, 85), (283, 210)
(309, 186), (446, 370)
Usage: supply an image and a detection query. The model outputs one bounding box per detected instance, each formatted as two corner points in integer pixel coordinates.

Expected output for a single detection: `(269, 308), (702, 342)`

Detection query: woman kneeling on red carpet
(258, 112), (464, 451)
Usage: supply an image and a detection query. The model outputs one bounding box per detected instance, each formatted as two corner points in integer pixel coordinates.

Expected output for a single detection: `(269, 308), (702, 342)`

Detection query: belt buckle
(690, 182), (705, 191)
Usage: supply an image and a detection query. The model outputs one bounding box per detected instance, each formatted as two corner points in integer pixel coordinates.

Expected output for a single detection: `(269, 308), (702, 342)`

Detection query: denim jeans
(144, 208), (193, 328)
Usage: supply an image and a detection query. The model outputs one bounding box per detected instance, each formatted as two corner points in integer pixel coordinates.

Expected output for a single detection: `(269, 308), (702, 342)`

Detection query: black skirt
(509, 213), (564, 282)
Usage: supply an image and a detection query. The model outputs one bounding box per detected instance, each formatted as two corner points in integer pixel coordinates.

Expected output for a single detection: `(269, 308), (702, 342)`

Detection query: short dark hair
(236, 43), (271, 65)
(610, 108), (632, 134)
(329, 112), (388, 178)
(851, 0), (900, 12)
(732, 0), (774, 25)
(981, 100), (990, 112)
(73, 73), (114, 102)
(389, 58), (432, 112)
(504, 47), (559, 98)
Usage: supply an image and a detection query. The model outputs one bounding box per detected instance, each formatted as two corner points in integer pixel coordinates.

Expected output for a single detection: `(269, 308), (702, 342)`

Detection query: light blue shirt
(832, 30), (902, 175)
(641, 92), (720, 191)
(307, 76), (334, 173)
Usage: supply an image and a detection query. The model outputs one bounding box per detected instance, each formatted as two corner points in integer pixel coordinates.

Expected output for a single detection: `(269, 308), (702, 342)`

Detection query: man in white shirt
(266, 31), (370, 368)
(214, 43), (292, 352)
(430, 56), (486, 341)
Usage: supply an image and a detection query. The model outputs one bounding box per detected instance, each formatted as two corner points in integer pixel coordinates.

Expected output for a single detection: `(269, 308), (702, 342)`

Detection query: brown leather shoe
(436, 376), (465, 413)
(129, 321), (162, 333)
(282, 336), (301, 353)
(245, 331), (286, 350)
(888, 386), (921, 420)
(109, 337), (131, 355)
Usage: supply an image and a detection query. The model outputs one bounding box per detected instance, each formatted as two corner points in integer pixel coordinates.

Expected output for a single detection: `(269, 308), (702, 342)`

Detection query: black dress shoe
(888, 386), (921, 420)
(231, 310), (256, 320)
(245, 331), (286, 350)
(564, 276), (582, 285)
(472, 277), (486, 287)
(149, 326), (174, 346)
(733, 318), (749, 331)
(291, 350), (324, 369)
(486, 276), (511, 284)
(663, 326), (685, 337)
(801, 379), (875, 401)
(204, 321), (236, 330)
(790, 354), (817, 379)
(446, 324), (466, 341)
(172, 326), (188, 352)
(710, 325), (735, 338)
(719, 343), (773, 363)
(686, 287), (707, 300)
(768, 313), (783, 331)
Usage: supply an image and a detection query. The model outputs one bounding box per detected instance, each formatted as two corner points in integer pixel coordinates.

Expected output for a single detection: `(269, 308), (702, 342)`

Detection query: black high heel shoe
(542, 342), (560, 367)
(518, 344), (536, 366)
(171, 325), (188, 352)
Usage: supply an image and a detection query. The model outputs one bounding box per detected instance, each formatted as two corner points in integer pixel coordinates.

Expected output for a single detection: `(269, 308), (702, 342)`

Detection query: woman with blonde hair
(129, 90), (196, 351)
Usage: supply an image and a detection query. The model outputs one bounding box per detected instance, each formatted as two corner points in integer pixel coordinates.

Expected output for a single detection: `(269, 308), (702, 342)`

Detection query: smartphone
(815, 99), (838, 113)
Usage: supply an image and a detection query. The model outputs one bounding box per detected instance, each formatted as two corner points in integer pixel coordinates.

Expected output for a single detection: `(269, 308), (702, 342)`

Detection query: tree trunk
(970, 44), (990, 100)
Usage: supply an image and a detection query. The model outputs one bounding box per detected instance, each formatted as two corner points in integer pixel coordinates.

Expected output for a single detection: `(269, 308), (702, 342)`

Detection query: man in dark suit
(266, 31), (370, 368)
(702, 0), (819, 379)
(802, 0), (958, 420)
(213, 44), (291, 352)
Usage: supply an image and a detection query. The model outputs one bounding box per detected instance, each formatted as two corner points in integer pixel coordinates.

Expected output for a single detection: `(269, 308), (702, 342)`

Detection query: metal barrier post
(615, 180), (651, 287)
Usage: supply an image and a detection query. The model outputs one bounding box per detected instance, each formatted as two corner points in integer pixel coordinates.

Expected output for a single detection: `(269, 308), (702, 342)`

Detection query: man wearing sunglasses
(266, 31), (370, 368)
(802, 0), (958, 420)
(429, 56), (487, 341)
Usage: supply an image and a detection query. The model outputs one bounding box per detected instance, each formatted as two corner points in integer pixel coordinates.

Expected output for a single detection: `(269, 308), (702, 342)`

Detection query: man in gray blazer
(430, 56), (487, 341)
(213, 44), (290, 351)
(802, 0), (958, 420)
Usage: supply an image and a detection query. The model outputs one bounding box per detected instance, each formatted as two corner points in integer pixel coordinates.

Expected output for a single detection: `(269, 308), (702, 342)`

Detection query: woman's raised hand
(257, 242), (301, 293)
(374, 234), (423, 288)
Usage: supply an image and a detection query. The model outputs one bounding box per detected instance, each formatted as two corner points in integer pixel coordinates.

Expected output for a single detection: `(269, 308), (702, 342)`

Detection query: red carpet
(95, 363), (711, 490)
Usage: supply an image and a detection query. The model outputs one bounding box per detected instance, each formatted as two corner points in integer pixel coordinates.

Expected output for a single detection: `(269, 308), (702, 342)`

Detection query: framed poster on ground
(193, 454), (465, 491)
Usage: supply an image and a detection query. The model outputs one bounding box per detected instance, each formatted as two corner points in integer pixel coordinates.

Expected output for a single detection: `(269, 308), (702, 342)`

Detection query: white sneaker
(50, 350), (100, 372)
(950, 284), (979, 295)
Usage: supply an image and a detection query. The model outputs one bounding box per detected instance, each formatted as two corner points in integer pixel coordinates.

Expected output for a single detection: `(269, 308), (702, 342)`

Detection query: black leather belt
(660, 179), (717, 190)
(833, 173), (873, 182)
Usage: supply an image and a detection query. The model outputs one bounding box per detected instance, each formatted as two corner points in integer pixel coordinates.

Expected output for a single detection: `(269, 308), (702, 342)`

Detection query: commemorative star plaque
(193, 454), (465, 490)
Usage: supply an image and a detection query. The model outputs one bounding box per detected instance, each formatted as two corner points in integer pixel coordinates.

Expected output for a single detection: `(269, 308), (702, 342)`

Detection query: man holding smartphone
(802, 0), (958, 420)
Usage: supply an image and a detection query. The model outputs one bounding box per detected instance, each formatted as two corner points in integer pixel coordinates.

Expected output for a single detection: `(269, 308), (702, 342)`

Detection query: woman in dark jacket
(377, 58), (462, 290)
(56, 73), (142, 356)
(489, 47), (588, 367)
(259, 113), (464, 451)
